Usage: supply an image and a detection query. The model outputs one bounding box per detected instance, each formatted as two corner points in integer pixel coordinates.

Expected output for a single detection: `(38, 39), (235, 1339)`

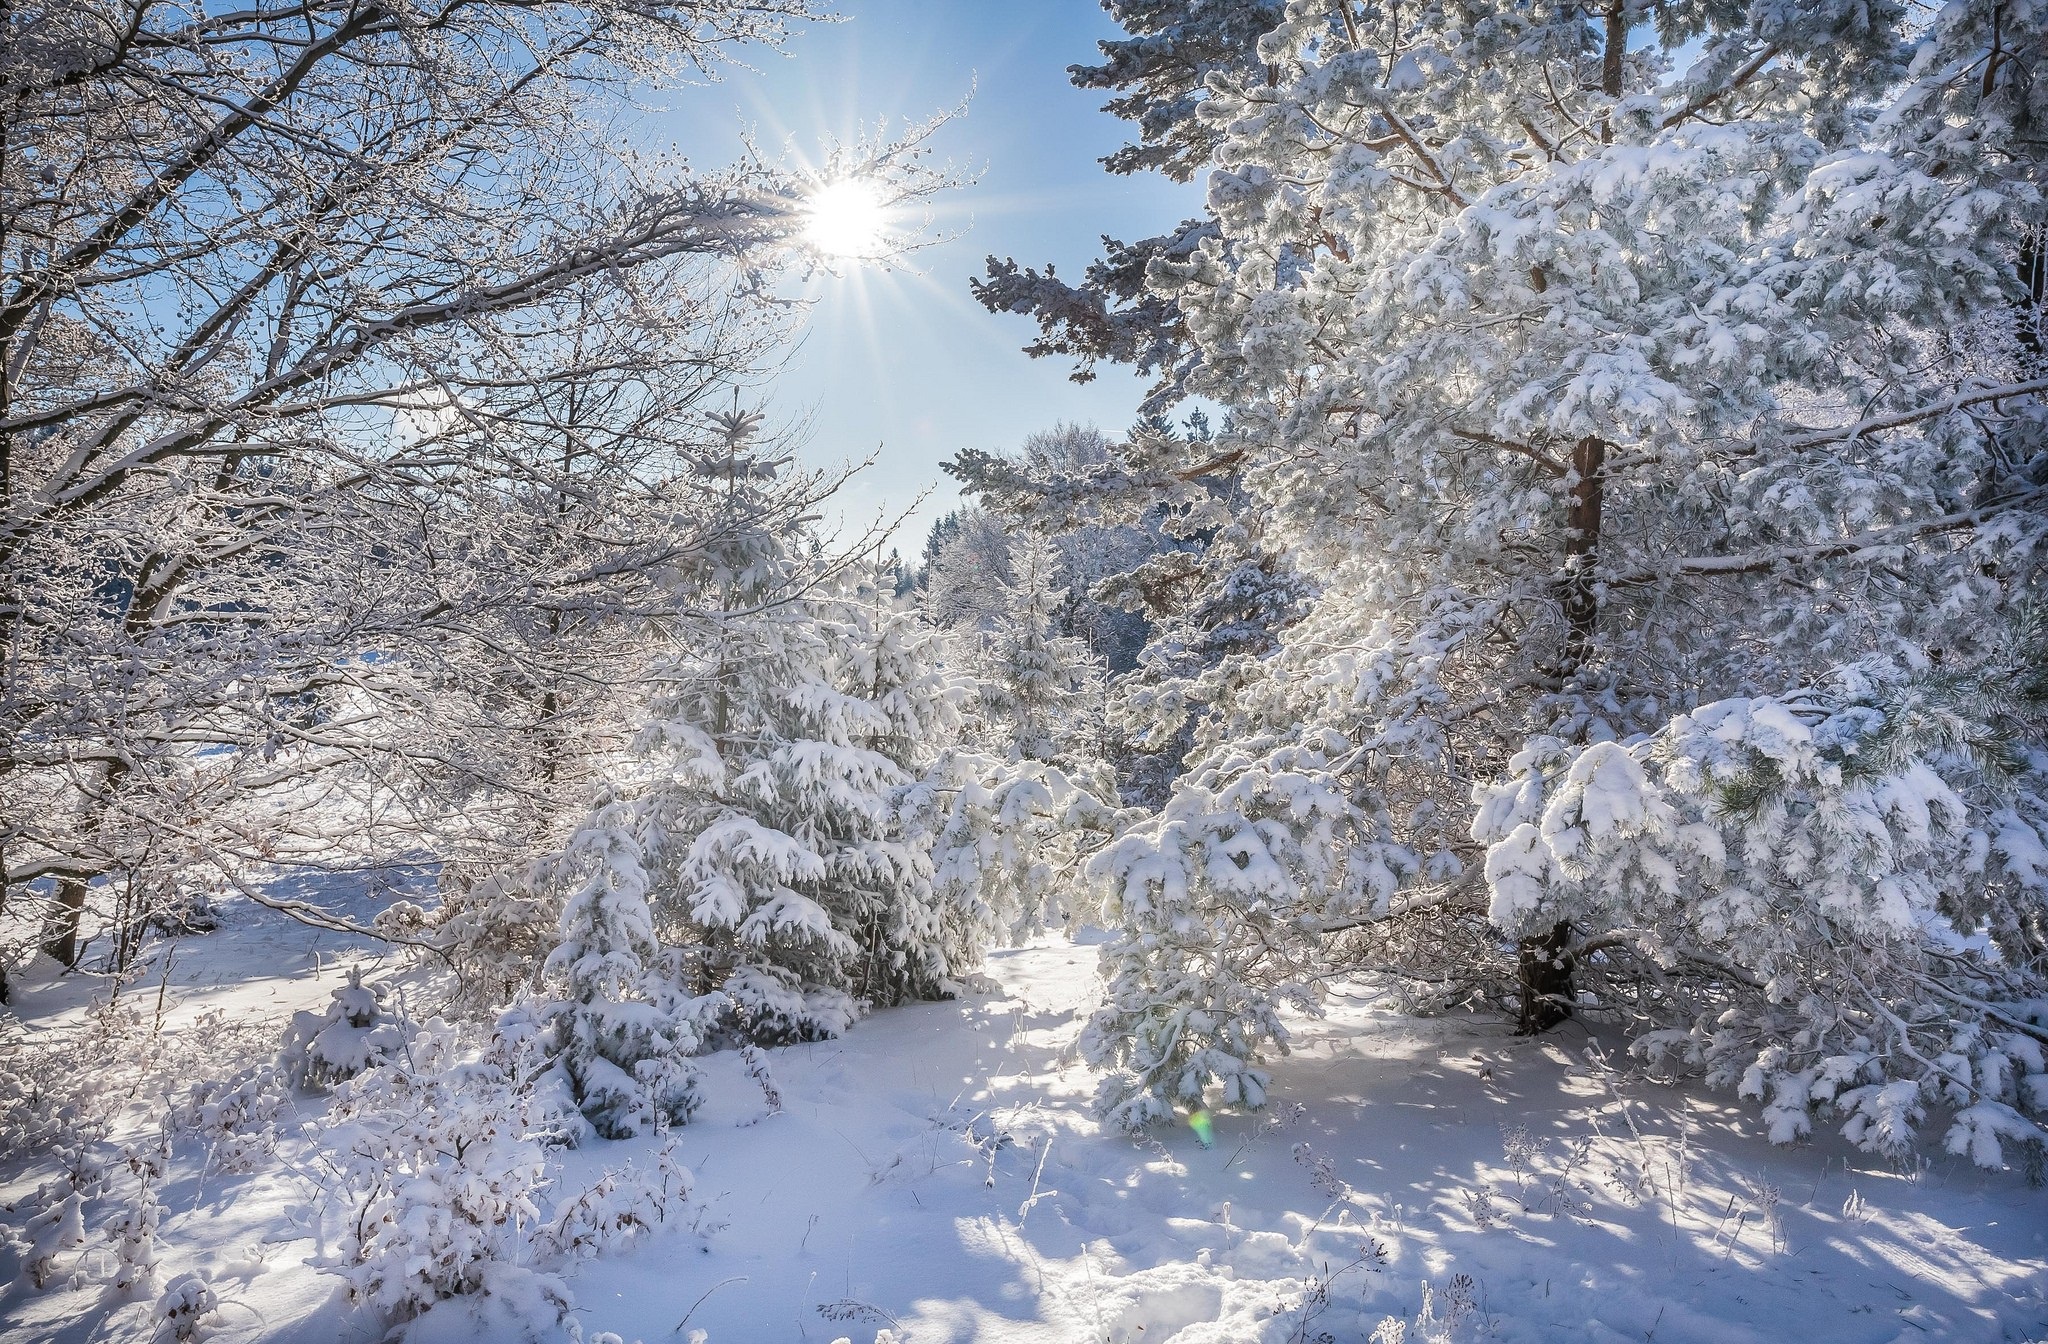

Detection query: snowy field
(3, 884), (2042, 1344)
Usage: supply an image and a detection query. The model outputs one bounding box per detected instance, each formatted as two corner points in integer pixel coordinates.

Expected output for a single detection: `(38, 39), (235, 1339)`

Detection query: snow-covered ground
(3, 890), (2044, 1344)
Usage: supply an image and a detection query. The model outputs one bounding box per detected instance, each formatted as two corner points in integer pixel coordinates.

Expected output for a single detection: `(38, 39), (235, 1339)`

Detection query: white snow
(4, 888), (2044, 1343)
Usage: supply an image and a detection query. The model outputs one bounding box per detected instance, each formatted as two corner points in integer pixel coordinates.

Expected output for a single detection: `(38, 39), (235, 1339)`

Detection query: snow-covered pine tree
(1069, 0), (2048, 1163)
(1473, 630), (2048, 1168)
(585, 407), (859, 1046)
(279, 968), (406, 1092)
(921, 507), (1016, 633)
(972, 1), (1282, 406)
(948, 418), (1313, 807)
(926, 426), (1163, 684)
(541, 409), (968, 1062)
(977, 533), (1105, 766)
(540, 793), (708, 1139)
(825, 555), (972, 1007)
(923, 527), (1131, 950)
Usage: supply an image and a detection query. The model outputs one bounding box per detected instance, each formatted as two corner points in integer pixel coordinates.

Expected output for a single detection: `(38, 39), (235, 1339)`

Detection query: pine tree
(948, 419), (1312, 807)
(829, 558), (972, 1006)
(626, 407), (866, 1043)
(971, 2), (1281, 405)
(1472, 636), (2048, 1166)
(279, 968), (405, 1092)
(1056, 0), (2048, 1164)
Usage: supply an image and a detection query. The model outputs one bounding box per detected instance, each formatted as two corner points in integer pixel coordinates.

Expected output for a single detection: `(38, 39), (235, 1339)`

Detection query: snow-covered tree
(1016, 424), (1164, 676)
(635, 446), (877, 1040)
(949, 418), (1312, 806)
(924, 751), (1127, 952)
(1062, 0), (2048, 1164)
(824, 556), (975, 1007)
(1474, 643), (2048, 1167)
(928, 426), (1164, 683)
(0, 0), (952, 970)
(921, 507), (1016, 632)
(279, 968), (406, 1092)
(972, 2), (1281, 406)
(536, 411), (969, 1067)
(925, 527), (1131, 952)
(540, 795), (710, 1139)
(973, 534), (1106, 765)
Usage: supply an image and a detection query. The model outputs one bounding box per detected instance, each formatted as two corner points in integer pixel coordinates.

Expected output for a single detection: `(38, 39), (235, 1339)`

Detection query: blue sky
(654, 1), (1203, 554)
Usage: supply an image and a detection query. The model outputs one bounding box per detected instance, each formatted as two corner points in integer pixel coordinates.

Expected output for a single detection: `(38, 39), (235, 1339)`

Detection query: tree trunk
(1560, 434), (1607, 675)
(1516, 919), (1575, 1034)
(0, 841), (10, 1002)
(2017, 225), (2044, 361)
(38, 759), (129, 970)
(42, 877), (87, 968)
(1517, 434), (1609, 1030)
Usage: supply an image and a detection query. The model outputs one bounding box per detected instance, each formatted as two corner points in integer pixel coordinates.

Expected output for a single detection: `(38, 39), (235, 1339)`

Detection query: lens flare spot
(1188, 1109), (1215, 1148)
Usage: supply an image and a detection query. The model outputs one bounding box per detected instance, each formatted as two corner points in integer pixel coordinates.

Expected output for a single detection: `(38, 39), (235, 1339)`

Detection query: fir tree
(541, 793), (707, 1140)
(979, 533), (1104, 766)
(545, 410), (973, 1054)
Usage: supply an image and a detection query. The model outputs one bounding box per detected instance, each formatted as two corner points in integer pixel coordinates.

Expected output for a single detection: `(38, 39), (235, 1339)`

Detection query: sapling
(153, 1273), (220, 1342)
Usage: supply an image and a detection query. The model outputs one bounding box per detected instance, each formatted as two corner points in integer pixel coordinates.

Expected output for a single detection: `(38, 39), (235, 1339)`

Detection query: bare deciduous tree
(0, 0), (944, 975)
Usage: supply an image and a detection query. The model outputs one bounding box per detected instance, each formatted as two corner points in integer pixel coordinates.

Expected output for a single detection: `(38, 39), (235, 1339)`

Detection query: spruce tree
(546, 410), (973, 1062)
(542, 793), (705, 1139)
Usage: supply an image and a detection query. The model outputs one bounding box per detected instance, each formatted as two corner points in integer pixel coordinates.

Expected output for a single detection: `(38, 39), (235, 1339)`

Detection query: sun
(803, 179), (891, 260)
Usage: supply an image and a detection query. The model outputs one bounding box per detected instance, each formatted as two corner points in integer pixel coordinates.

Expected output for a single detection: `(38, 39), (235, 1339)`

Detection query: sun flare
(803, 179), (891, 259)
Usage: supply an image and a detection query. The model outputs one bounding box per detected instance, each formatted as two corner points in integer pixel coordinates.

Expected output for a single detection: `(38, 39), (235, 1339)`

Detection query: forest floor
(2, 880), (2045, 1344)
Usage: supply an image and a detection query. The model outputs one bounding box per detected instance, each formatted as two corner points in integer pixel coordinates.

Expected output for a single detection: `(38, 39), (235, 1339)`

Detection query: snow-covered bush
(1081, 738), (1414, 1129)
(322, 1021), (566, 1327)
(153, 1272), (220, 1342)
(925, 756), (1123, 952)
(110, 1139), (169, 1292)
(738, 1044), (783, 1119)
(279, 967), (406, 1092)
(533, 1136), (694, 1262)
(1369, 1274), (1482, 1344)
(173, 1065), (289, 1175)
(5, 1143), (110, 1291)
(320, 1014), (698, 1334)
(0, 994), (167, 1161)
(714, 964), (856, 1047)
(12, 1185), (86, 1289)
(0, 1051), (109, 1169)
(385, 862), (564, 1020)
